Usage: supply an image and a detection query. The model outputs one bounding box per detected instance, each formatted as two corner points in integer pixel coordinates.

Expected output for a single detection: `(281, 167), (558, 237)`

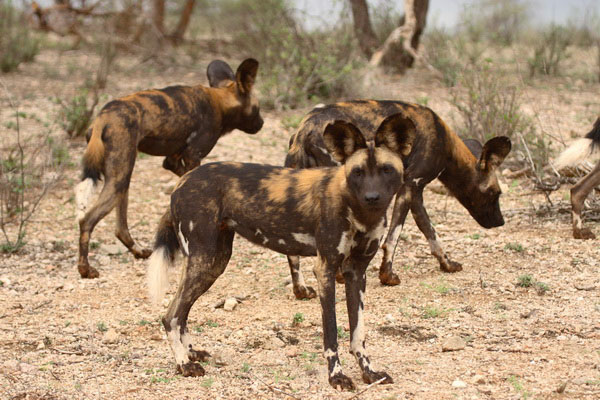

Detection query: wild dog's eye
(381, 164), (395, 174)
(352, 167), (363, 177)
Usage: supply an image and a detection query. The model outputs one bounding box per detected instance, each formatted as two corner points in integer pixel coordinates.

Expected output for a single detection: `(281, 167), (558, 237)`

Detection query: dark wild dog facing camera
(147, 115), (415, 391)
(74, 58), (263, 279)
(284, 100), (511, 292)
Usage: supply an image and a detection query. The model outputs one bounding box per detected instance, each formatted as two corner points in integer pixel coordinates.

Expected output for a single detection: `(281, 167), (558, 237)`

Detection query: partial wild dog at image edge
(553, 117), (600, 239)
(75, 59), (263, 279)
(285, 100), (511, 295)
(147, 116), (414, 390)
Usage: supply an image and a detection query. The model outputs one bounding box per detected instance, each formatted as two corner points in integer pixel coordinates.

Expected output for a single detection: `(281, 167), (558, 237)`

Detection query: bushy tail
(147, 211), (180, 304)
(74, 123), (105, 222)
(553, 118), (600, 170)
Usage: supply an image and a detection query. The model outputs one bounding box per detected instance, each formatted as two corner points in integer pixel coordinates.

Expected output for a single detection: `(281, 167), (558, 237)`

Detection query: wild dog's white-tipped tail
(553, 138), (595, 170)
(147, 247), (171, 304)
(74, 178), (98, 222)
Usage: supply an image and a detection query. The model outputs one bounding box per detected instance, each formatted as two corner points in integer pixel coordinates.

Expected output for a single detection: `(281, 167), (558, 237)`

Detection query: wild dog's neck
(437, 126), (479, 199)
(201, 85), (239, 135)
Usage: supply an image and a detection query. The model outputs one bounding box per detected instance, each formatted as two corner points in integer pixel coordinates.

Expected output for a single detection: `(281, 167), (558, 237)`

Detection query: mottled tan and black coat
(74, 59), (263, 279)
(284, 100), (511, 294)
(147, 116), (414, 391)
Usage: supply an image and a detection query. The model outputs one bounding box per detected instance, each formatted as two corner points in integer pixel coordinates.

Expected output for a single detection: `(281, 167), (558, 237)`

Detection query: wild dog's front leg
(313, 254), (355, 390)
(344, 260), (393, 385)
(379, 185), (412, 286)
(287, 256), (317, 300)
(410, 188), (462, 272)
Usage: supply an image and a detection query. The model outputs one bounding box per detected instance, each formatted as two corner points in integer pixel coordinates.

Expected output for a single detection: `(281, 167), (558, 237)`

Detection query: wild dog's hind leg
(344, 259), (393, 384)
(287, 256), (317, 300)
(163, 228), (234, 376)
(410, 188), (462, 273)
(379, 185), (411, 286)
(571, 160), (600, 239)
(78, 179), (120, 278)
(115, 189), (152, 259)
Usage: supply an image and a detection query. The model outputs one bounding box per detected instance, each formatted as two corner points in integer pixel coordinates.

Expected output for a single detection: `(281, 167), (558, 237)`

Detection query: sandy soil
(1, 46), (600, 400)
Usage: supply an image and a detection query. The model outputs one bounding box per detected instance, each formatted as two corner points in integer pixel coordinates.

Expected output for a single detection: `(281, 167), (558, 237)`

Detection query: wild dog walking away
(553, 117), (600, 239)
(147, 115), (414, 390)
(285, 100), (511, 295)
(75, 58), (263, 279)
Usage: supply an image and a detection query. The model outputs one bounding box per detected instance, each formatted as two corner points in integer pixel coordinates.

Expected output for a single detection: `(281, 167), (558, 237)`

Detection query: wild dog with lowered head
(284, 100), (511, 295)
(147, 115), (414, 390)
(553, 117), (600, 239)
(75, 59), (263, 279)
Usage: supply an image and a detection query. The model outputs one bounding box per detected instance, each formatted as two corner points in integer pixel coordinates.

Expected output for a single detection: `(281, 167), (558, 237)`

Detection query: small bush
(1, 104), (63, 252)
(215, 0), (362, 109)
(516, 274), (533, 287)
(528, 25), (571, 77)
(457, 0), (530, 45)
(0, 2), (40, 73)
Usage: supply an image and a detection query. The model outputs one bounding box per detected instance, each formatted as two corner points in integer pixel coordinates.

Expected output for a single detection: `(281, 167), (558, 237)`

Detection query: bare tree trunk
(153, 0), (165, 35)
(348, 0), (379, 58)
(369, 0), (429, 70)
(169, 0), (196, 45)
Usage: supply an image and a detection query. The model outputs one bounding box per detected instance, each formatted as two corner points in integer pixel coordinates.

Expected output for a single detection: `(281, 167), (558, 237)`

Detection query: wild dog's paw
(132, 247), (153, 259)
(574, 227), (596, 240)
(177, 362), (206, 377)
(329, 373), (356, 391)
(78, 264), (99, 279)
(379, 270), (400, 286)
(361, 370), (393, 385)
(440, 259), (463, 273)
(293, 285), (317, 300)
(189, 349), (211, 362)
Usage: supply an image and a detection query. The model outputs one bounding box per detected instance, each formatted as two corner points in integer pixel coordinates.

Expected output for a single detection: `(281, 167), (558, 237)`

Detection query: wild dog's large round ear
(236, 58), (259, 94)
(207, 60), (235, 88)
(322, 120), (367, 163)
(374, 113), (416, 157)
(462, 138), (483, 159)
(478, 136), (512, 172)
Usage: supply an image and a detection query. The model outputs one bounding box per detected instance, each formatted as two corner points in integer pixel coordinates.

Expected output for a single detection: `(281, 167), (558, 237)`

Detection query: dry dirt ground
(1, 47), (600, 400)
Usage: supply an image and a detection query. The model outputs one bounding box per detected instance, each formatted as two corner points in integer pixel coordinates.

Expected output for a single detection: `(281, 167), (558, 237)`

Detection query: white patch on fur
(348, 210), (367, 232)
(74, 178), (99, 222)
(428, 235), (444, 258)
(553, 138), (594, 170)
(278, 239), (286, 245)
(313, 103), (325, 109)
(178, 223), (190, 256)
(323, 348), (336, 358)
(413, 177), (423, 186)
(389, 224), (403, 245)
(189, 221), (194, 233)
(573, 211), (583, 229)
(166, 318), (189, 365)
(293, 233), (316, 247)
(336, 230), (354, 256)
(186, 131), (198, 144)
(351, 290), (366, 353)
(226, 219), (238, 228)
(367, 217), (386, 241)
(147, 247), (170, 303)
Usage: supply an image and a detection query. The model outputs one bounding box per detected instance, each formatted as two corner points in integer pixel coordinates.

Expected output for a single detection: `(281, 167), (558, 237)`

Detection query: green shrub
(0, 2), (40, 73)
(55, 88), (98, 138)
(528, 25), (571, 77)
(215, 0), (361, 109)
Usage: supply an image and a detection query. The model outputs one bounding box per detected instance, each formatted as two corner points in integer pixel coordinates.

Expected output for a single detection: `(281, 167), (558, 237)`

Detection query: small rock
(36, 341), (45, 350)
(472, 375), (486, 384)
(384, 314), (396, 324)
(102, 329), (120, 344)
(442, 336), (466, 352)
(3, 359), (20, 372)
(265, 337), (286, 350)
(150, 333), (162, 341)
(452, 379), (467, 388)
(556, 381), (567, 393)
(0, 276), (11, 287)
(223, 297), (238, 311)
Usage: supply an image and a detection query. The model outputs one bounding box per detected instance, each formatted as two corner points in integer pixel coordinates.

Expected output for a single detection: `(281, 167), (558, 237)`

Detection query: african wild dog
(284, 100), (511, 296)
(553, 117), (600, 239)
(75, 59), (263, 279)
(147, 115), (414, 390)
